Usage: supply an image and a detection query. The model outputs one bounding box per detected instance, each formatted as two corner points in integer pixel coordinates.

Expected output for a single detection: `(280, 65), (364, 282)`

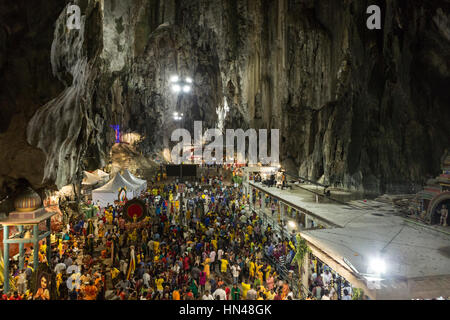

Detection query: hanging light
(368, 257), (387, 275)
(172, 84), (181, 93)
(170, 75), (179, 83)
(182, 85), (191, 93)
(185, 77), (193, 83)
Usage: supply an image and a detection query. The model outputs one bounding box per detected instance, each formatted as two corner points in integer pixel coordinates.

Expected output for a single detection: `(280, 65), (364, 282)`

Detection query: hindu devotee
(1, 167), (302, 301)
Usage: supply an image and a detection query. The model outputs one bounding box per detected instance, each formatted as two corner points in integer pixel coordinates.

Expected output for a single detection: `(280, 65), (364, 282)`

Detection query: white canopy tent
(92, 173), (139, 207)
(122, 169), (147, 194)
(94, 169), (110, 182)
(82, 171), (101, 186)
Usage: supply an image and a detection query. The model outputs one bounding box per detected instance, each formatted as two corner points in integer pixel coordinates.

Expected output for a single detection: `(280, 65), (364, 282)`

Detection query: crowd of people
(1, 168), (301, 300)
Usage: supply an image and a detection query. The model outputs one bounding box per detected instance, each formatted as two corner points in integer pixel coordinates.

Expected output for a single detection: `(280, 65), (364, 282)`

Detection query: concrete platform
(249, 181), (399, 228)
(248, 181), (450, 299)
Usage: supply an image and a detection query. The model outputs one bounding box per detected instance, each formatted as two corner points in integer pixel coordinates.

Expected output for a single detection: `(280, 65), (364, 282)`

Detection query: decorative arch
(425, 191), (450, 224)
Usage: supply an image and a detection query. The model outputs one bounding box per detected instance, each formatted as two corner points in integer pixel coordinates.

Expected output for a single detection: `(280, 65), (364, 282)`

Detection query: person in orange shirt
(172, 289), (181, 300)
(281, 281), (289, 300)
(217, 276), (224, 288)
(82, 281), (98, 300)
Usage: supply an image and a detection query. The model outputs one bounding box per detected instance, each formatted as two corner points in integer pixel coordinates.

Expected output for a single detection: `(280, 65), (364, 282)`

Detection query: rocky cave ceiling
(0, 0), (449, 205)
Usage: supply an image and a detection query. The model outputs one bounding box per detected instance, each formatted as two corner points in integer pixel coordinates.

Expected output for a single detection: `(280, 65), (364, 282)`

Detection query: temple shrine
(417, 154), (450, 226)
(0, 188), (56, 293)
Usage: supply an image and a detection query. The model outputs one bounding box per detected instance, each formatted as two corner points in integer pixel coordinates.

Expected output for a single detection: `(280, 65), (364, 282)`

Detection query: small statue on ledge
(440, 204), (448, 227)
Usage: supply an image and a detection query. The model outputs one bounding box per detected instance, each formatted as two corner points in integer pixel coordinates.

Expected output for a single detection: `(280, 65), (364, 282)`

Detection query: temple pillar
(33, 224), (39, 270)
(18, 225), (24, 270)
(46, 218), (51, 263)
(305, 216), (311, 229)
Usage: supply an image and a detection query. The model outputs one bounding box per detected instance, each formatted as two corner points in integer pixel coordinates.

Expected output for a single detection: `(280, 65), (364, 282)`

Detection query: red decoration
(123, 199), (147, 222)
(128, 204), (143, 219)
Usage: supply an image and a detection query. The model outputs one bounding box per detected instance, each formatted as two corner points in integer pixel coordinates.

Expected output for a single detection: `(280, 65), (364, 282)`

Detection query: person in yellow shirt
(255, 262), (263, 275)
(257, 269), (264, 284)
(258, 284), (266, 295)
(241, 281), (251, 299)
(249, 260), (255, 279)
(50, 232), (56, 245)
(105, 210), (113, 224)
(153, 241), (160, 254)
(98, 225), (105, 242)
(155, 278), (164, 293)
(247, 225), (253, 235)
(289, 241), (295, 251)
(203, 257), (211, 279)
(211, 239), (218, 251)
(40, 242), (47, 254)
(264, 264), (272, 281)
(137, 251), (143, 264)
(38, 249), (47, 264)
(266, 289), (275, 300)
(220, 258), (229, 273)
(111, 268), (120, 281)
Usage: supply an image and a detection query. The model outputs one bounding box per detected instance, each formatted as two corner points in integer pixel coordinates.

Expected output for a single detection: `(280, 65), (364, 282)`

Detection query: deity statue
(440, 205), (448, 227)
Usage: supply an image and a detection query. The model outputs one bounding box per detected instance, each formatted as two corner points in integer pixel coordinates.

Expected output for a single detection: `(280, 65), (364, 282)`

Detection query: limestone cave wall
(0, 0), (449, 205)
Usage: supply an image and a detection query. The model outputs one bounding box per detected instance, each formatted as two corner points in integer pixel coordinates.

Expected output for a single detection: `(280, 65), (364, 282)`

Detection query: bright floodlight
(170, 75), (179, 83)
(369, 257), (386, 274)
(185, 77), (193, 83)
(172, 84), (181, 93)
(288, 221), (296, 229)
(182, 85), (191, 93)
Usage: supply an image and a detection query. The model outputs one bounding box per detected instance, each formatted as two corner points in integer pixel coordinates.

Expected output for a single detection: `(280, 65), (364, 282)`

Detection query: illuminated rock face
(0, 0), (449, 199)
